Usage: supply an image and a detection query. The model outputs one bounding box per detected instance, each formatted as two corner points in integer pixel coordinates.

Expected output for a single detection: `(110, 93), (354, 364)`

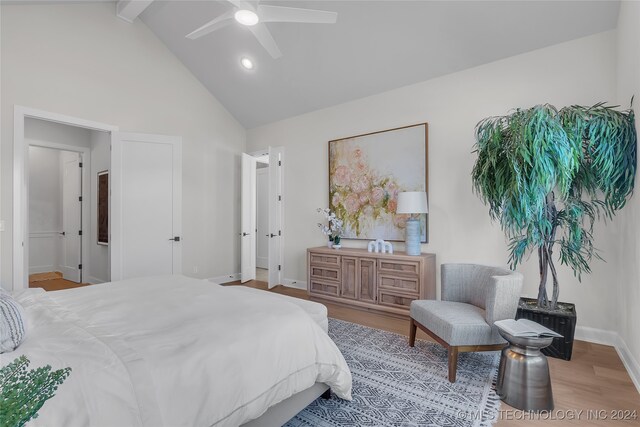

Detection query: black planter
(515, 297), (577, 361)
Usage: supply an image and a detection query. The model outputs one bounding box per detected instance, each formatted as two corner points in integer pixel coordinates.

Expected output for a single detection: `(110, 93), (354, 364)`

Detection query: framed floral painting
(329, 123), (428, 242)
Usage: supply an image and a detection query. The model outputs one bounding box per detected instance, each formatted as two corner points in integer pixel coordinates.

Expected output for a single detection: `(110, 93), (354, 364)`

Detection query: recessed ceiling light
(234, 9), (259, 26)
(240, 57), (254, 70)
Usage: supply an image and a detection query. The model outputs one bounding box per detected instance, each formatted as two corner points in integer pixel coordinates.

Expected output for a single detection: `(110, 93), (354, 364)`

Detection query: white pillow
(0, 290), (27, 353)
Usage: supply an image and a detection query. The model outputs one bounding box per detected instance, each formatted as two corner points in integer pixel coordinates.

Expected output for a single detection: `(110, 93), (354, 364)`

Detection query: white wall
(27, 146), (61, 274)
(1, 2), (246, 289)
(248, 31), (621, 332)
(89, 130), (110, 283)
(616, 0), (640, 382)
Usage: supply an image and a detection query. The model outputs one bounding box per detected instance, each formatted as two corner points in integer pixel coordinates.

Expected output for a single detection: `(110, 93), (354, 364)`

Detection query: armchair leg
(448, 347), (458, 382)
(409, 319), (417, 347)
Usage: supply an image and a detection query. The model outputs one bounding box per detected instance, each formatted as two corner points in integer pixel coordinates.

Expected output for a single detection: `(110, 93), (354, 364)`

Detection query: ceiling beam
(116, 0), (154, 23)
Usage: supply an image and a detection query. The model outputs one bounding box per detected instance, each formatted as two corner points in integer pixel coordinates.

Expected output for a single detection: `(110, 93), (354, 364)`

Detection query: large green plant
(472, 103), (637, 310)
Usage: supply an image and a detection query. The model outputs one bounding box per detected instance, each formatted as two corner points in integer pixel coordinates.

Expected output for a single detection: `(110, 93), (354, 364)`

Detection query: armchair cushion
(410, 300), (505, 346)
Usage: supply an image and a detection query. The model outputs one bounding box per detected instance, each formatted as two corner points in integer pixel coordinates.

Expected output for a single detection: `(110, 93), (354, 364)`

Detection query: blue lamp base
(405, 218), (421, 256)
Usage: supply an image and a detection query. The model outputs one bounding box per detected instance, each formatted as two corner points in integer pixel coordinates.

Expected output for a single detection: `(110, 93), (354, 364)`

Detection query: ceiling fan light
(234, 9), (259, 26)
(240, 57), (254, 70)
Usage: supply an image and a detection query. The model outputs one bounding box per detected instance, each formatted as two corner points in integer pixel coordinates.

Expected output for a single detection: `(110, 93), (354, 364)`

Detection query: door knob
(241, 232), (250, 237)
(59, 231), (66, 236)
(269, 233), (277, 238)
(169, 236), (181, 241)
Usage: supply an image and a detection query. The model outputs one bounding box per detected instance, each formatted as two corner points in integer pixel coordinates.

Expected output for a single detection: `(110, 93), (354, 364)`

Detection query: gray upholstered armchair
(409, 263), (523, 382)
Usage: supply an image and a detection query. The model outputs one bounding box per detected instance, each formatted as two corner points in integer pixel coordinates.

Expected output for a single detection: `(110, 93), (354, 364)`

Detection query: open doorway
(240, 147), (284, 288)
(25, 118), (111, 291)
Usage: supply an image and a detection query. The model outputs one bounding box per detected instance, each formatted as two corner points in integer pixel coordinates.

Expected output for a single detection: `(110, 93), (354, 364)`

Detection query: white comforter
(4, 276), (352, 427)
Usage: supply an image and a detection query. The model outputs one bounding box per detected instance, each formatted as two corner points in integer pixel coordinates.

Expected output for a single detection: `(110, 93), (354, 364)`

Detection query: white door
(268, 147), (284, 289)
(111, 132), (182, 281)
(256, 167), (269, 269)
(241, 153), (257, 283)
(60, 152), (82, 282)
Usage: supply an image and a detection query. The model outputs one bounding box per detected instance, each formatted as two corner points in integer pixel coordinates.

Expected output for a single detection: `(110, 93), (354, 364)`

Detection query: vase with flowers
(317, 208), (343, 249)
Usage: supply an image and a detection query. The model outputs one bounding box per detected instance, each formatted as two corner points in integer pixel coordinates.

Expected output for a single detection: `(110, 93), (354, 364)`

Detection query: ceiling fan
(185, 0), (338, 59)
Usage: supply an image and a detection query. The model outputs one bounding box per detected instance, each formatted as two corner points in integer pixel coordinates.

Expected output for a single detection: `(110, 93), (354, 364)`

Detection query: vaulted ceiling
(139, 1), (620, 128)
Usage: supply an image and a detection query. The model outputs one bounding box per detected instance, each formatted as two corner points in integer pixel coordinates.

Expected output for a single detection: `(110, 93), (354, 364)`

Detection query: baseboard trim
(574, 326), (618, 346)
(85, 276), (106, 285)
(29, 266), (57, 275)
(575, 326), (640, 393)
(208, 273), (240, 284)
(614, 335), (640, 394)
(282, 278), (307, 290)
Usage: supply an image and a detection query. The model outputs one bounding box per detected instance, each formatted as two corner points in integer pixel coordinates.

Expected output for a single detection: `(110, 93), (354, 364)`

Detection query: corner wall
(247, 31), (620, 332)
(1, 2), (246, 289)
(615, 0), (640, 389)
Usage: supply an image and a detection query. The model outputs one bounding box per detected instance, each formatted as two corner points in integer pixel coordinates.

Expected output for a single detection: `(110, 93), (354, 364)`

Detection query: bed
(5, 275), (352, 426)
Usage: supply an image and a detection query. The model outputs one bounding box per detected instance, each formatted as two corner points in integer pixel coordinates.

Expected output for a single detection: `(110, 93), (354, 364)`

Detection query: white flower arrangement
(317, 208), (343, 244)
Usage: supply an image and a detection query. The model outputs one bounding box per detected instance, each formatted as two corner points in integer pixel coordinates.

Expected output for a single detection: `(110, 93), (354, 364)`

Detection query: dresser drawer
(378, 273), (419, 293)
(378, 290), (418, 310)
(377, 259), (420, 276)
(309, 279), (340, 297)
(310, 265), (341, 282)
(309, 253), (341, 266)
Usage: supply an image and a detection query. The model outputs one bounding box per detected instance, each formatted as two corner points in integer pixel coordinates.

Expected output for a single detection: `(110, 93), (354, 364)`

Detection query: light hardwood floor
(228, 280), (640, 426)
(29, 271), (90, 292)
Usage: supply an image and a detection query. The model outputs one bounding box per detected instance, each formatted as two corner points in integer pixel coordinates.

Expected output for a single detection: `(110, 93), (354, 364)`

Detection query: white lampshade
(396, 191), (428, 214)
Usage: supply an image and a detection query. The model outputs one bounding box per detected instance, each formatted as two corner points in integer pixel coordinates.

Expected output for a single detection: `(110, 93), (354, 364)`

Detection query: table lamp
(396, 191), (428, 256)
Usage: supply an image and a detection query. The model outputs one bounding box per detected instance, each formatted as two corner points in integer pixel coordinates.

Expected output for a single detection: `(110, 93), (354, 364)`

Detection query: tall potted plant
(472, 102), (636, 359)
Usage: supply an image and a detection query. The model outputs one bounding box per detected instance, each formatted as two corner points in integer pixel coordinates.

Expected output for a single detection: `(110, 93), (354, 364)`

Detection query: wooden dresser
(307, 246), (436, 317)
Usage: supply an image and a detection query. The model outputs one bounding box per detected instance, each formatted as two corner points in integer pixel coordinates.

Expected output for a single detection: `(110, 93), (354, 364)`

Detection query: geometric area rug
(285, 318), (501, 427)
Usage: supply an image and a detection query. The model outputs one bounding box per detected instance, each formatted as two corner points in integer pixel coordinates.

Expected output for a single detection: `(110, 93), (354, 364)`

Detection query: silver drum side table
(495, 329), (554, 411)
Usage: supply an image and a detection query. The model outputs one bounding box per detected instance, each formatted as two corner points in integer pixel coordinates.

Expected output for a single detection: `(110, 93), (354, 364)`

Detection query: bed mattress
(224, 285), (329, 332)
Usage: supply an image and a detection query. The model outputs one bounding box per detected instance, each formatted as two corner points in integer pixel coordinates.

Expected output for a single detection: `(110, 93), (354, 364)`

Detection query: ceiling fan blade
(257, 4), (337, 24)
(186, 9), (236, 39)
(248, 23), (282, 59)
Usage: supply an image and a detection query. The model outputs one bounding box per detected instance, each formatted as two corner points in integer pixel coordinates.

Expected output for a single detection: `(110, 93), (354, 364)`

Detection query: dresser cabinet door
(358, 258), (377, 302)
(341, 257), (357, 299)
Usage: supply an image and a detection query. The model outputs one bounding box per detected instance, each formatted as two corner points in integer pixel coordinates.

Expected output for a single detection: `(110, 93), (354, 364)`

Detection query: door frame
(240, 153), (257, 283)
(110, 132), (183, 281)
(13, 106), (118, 290)
(247, 147), (284, 288)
